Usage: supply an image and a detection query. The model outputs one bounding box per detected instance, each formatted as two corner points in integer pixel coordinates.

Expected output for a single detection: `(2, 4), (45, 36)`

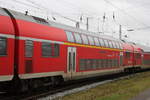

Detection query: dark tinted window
(0, 37), (7, 56)
(66, 31), (75, 42)
(80, 59), (86, 71)
(42, 42), (59, 57)
(25, 40), (33, 57)
(53, 44), (59, 57)
(42, 42), (52, 57)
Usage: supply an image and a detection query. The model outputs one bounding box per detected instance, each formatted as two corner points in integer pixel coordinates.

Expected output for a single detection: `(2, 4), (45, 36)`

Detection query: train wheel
(124, 68), (129, 74)
(51, 76), (64, 87)
(20, 80), (29, 92)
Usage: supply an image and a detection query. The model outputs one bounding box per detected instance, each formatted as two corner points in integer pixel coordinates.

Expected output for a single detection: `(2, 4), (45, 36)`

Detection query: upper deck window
(119, 43), (123, 49)
(0, 37), (7, 56)
(74, 33), (82, 44)
(111, 41), (115, 48)
(99, 38), (105, 47)
(81, 34), (89, 45)
(116, 42), (120, 49)
(88, 36), (95, 45)
(66, 31), (75, 43)
(112, 41), (117, 48)
(118, 42), (122, 49)
(104, 39), (109, 48)
(108, 41), (113, 48)
(94, 37), (100, 46)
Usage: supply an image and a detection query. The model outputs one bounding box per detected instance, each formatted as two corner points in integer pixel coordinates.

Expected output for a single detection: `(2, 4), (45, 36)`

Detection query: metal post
(97, 18), (100, 33)
(119, 25), (122, 40)
(76, 22), (80, 28)
(86, 17), (89, 31)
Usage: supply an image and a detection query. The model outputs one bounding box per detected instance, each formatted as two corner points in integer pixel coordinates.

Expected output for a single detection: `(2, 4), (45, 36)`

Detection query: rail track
(1, 69), (150, 100)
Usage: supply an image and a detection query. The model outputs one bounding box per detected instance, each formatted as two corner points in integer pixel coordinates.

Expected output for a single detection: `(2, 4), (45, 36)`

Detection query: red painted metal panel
(0, 38), (14, 75)
(16, 19), (68, 42)
(0, 15), (15, 79)
(0, 16), (15, 35)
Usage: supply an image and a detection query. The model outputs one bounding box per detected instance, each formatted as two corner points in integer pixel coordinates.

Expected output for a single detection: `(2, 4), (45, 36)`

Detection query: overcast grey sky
(0, 0), (150, 45)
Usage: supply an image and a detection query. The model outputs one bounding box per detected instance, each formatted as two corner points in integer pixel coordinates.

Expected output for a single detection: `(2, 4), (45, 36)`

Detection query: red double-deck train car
(0, 7), (150, 90)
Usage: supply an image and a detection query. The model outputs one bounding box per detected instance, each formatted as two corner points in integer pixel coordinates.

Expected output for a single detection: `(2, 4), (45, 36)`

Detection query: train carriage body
(0, 7), (150, 89)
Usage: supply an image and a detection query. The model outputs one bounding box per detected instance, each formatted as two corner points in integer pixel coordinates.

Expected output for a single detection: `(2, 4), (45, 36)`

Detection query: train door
(67, 47), (76, 79)
(120, 52), (123, 66)
(141, 53), (144, 65)
(132, 52), (135, 67)
(25, 40), (34, 73)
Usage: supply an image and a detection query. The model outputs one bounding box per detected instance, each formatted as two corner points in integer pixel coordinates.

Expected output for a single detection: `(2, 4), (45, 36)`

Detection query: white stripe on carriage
(16, 36), (64, 44)
(0, 33), (15, 38)
(0, 33), (64, 44)
(0, 75), (13, 82)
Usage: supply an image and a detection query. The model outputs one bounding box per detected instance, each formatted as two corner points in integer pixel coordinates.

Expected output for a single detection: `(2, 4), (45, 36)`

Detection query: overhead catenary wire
(104, 0), (150, 28)
(25, 0), (81, 23)
(13, 0), (40, 10)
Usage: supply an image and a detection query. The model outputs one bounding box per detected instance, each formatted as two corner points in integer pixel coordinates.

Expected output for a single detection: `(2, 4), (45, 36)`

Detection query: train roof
(122, 43), (133, 52)
(1, 7), (150, 52)
(0, 7), (122, 43)
(136, 44), (150, 53)
(126, 41), (150, 53)
(4, 7), (150, 52)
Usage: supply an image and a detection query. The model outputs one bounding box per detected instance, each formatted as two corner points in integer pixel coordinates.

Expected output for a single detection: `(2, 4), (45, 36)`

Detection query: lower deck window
(25, 40), (33, 57)
(42, 42), (59, 57)
(0, 37), (7, 56)
(125, 52), (130, 58)
(80, 59), (119, 71)
(143, 59), (150, 65)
